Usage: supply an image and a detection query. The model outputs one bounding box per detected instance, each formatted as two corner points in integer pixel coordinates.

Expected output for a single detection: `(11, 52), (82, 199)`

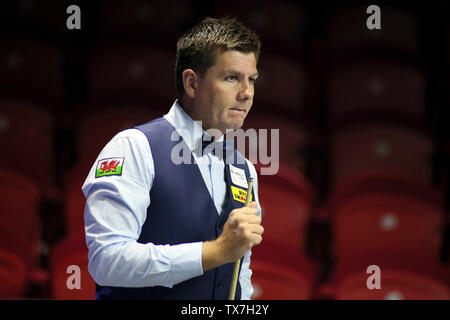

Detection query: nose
(237, 80), (253, 102)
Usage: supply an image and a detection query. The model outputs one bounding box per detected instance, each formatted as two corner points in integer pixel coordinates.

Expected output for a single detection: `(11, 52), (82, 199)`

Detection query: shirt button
(216, 281), (223, 289)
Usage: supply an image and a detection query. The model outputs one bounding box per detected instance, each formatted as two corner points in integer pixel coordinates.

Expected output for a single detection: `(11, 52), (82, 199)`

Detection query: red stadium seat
(0, 38), (64, 104)
(327, 60), (425, 122)
(326, 6), (419, 56)
(325, 254), (450, 300)
(215, 0), (307, 53)
(240, 113), (309, 173)
(0, 169), (41, 264)
(0, 99), (57, 198)
(63, 165), (91, 236)
(3, 1), (68, 40)
(0, 224), (50, 297)
(250, 262), (313, 300)
(0, 248), (27, 299)
(98, 0), (195, 44)
(330, 171), (442, 204)
(329, 172), (445, 265)
(330, 120), (434, 187)
(251, 242), (317, 300)
(255, 164), (314, 252)
(88, 44), (177, 106)
(252, 54), (307, 117)
(0, 225), (39, 272)
(335, 270), (449, 300)
(50, 233), (95, 300)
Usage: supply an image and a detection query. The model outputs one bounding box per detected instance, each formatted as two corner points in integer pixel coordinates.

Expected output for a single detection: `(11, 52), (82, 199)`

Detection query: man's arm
(83, 129), (203, 288)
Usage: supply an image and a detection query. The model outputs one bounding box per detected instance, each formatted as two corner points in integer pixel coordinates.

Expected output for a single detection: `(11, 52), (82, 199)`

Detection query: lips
(230, 108), (246, 114)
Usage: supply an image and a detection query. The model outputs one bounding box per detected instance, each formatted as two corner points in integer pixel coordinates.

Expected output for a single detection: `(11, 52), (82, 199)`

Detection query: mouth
(229, 107), (247, 115)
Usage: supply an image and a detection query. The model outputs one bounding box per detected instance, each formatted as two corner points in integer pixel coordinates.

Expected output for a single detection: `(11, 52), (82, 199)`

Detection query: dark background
(0, 0), (449, 299)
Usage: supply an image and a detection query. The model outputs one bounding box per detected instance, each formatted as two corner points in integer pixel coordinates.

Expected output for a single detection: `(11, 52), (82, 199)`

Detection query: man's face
(191, 50), (258, 134)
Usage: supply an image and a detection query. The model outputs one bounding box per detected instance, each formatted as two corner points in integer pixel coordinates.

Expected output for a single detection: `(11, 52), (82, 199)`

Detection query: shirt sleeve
(239, 159), (262, 300)
(82, 129), (203, 288)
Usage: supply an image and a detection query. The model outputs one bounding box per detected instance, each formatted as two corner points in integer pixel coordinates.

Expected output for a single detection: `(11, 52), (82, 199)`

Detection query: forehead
(209, 50), (258, 75)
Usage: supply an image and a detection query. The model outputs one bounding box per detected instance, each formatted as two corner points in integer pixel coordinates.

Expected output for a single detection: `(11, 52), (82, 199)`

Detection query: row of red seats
(0, 229), (95, 299)
(0, 38), (308, 117)
(0, 97), (441, 196)
(4, 1), (427, 56)
(0, 37), (433, 119)
(0, 168), (95, 299)
(250, 162), (449, 300)
(1, 160), (448, 299)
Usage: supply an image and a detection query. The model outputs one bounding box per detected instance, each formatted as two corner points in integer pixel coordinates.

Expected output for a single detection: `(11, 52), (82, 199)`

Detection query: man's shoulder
(134, 116), (181, 138)
(134, 116), (167, 132)
(112, 128), (149, 142)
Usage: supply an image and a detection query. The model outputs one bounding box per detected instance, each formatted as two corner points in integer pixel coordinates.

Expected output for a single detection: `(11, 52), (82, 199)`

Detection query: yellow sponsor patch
(231, 186), (252, 204)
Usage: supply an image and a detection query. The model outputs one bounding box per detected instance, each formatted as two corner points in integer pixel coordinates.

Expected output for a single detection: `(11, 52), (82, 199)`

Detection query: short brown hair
(175, 17), (261, 96)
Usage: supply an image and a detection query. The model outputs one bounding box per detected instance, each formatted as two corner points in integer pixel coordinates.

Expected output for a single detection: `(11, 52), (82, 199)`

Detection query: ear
(182, 69), (199, 99)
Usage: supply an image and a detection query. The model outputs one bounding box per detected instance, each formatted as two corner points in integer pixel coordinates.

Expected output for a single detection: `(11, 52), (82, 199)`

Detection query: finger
(240, 207), (258, 216)
(246, 223), (264, 235)
(229, 206), (255, 216)
(248, 233), (263, 247)
(248, 201), (258, 208)
(232, 212), (260, 225)
(243, 214), (261, 225)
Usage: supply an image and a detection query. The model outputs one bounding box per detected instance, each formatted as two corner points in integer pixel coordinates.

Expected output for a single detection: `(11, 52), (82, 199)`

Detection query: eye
(225, 75), (238, 82)
(249, 77), (257, 84)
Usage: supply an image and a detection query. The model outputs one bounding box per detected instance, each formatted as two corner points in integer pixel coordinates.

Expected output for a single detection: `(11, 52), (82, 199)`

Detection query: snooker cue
(228, 178), (253, 300)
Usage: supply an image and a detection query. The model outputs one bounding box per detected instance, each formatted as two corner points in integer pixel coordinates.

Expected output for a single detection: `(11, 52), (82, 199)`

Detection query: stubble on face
(192, 50), (258, 134)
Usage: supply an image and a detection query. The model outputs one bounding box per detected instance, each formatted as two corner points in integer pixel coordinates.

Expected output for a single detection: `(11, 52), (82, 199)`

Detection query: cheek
(208, 86), (230, 110)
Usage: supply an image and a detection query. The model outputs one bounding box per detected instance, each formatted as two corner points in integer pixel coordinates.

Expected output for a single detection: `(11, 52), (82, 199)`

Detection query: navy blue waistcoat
(95, 117), (255, 300)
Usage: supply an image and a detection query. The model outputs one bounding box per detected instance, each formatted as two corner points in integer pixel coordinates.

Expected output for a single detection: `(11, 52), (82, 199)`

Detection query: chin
(229, 120), (244, 130)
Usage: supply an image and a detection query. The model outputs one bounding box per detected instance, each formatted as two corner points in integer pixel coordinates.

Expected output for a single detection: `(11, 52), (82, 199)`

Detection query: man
(83, 17), (264, 300)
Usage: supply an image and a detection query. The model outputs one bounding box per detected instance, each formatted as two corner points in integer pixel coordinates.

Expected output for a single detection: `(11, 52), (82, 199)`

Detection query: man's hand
(202, 202), (263, 271)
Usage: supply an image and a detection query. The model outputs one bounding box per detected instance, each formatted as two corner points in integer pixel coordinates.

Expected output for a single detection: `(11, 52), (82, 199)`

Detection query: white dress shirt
(82, 100), (261, 299)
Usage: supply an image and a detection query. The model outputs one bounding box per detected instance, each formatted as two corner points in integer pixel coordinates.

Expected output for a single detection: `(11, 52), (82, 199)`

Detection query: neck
(178, 97), (226, 136)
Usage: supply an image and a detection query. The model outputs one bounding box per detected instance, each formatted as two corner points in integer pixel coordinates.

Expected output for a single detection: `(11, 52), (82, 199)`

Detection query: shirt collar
(164, 100), (224, 152)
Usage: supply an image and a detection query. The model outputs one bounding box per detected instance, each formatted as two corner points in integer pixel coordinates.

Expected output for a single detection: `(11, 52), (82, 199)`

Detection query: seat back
(50, 234), (95, 300)
(327, 61), (425, 122)
(256, 164), (314, 252)
(241, 114), (308, 173)
(251, 261), (313, 300)
(0, 169), (41, 263)
(331, 121), (433, 186)
(251, 242), (317, 300)
(0, 99), (56, 196)
(330, 173), (445, 264)
(88, 44), (176, 105)
(335, 269), (450, 300)
(0, 248), (27, 299)
(0, 38), (64, 104)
